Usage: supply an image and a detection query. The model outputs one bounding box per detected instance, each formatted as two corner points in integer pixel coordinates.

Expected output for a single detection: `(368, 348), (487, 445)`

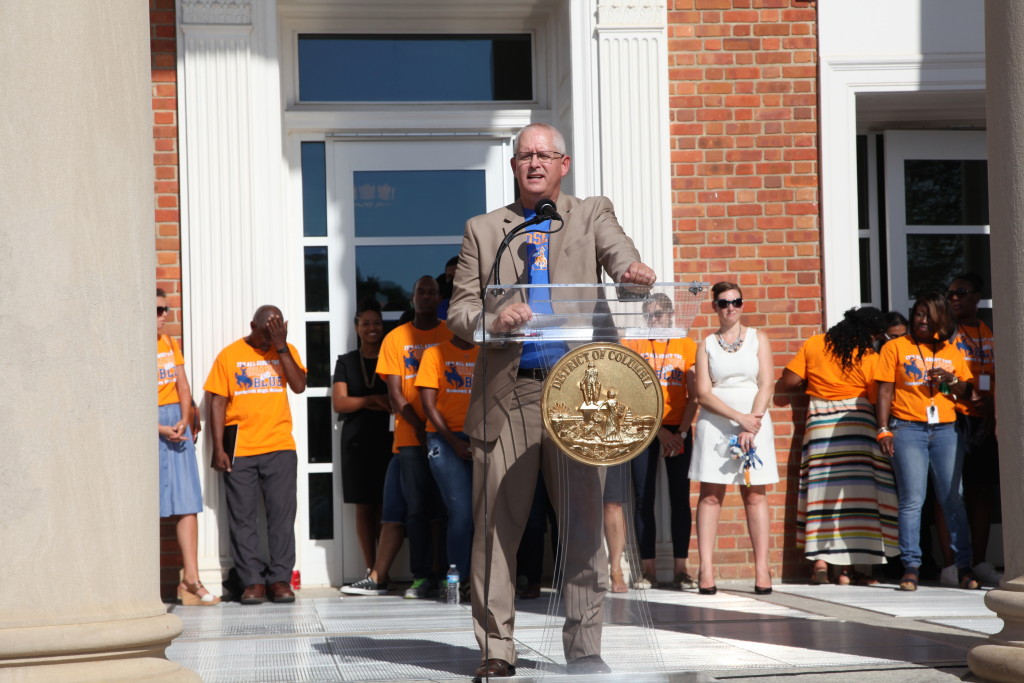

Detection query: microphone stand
(487, 214), (559, 296)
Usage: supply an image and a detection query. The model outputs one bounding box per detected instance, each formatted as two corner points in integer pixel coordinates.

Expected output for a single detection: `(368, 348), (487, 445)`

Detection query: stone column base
(968, 586), (1024, 682)
(0, 613), (199, 682)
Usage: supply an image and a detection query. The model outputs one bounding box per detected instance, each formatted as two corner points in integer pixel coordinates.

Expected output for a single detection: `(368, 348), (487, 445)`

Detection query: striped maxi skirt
(796, 396), (899, 565)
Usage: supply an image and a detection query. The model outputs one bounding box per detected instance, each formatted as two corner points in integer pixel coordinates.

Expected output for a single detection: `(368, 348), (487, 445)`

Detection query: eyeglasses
(157, 306), (170, 316)
(946, 288), (975, 299)
(645, 310), (672, 319)
(715, 298), (743, 309)
(514, 151), (565, 164)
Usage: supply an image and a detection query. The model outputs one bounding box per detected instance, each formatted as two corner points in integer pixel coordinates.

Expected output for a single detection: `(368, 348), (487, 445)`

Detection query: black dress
(333, 350), (392, 505)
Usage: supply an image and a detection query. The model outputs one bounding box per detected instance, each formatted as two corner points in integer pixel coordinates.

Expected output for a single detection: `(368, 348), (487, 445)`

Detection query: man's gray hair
(513, 123), (567, 155)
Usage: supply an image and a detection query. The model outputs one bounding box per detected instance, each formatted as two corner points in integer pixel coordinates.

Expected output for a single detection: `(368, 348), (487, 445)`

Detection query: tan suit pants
(470, 375), (608, 665)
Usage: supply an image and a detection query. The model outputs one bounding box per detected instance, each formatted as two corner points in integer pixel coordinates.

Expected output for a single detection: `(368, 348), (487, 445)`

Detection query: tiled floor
(165, 584), (995, 682)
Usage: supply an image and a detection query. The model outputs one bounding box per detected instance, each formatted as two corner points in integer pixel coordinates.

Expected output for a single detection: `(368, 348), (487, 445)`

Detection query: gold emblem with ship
(542, 342), (664, 467)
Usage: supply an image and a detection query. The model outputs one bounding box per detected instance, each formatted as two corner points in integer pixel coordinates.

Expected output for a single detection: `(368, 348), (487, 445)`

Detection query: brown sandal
(898, 568), (919, 592)
(178, 580), (221, 605)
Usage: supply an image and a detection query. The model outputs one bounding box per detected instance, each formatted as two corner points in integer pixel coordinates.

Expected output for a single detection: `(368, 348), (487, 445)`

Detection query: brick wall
(151, 0), (184, 601)
(668, 0), (820, 581)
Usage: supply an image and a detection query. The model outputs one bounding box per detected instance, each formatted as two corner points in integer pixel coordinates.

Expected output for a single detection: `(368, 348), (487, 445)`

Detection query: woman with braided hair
(778, 306), (899, 585)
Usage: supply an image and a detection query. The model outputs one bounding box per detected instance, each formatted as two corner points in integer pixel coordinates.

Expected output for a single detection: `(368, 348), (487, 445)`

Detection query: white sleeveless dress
(689, 327), (779, 485)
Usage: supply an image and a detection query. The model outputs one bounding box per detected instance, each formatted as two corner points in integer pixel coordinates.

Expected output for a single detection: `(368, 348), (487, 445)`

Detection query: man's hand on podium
(620, 261), (656, 286)
(491, 302), (534, 334)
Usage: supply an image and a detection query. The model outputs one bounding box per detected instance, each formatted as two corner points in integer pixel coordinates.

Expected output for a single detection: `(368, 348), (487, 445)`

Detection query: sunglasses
(714, 298), (743, 309)
(157, 306), (170, 316)
(946, 288), (974, 299)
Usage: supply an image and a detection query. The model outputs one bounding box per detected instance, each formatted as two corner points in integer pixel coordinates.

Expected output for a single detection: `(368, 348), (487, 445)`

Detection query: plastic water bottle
(446, 564), (460, 604)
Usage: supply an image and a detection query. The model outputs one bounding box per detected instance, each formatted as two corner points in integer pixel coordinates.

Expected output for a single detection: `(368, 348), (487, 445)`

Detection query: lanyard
(913, 341), (938, 398)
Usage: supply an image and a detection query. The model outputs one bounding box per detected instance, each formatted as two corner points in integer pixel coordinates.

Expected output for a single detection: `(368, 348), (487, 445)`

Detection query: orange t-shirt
(376, 321), (449, 451)
(157, 334), (185, 407)
(415, 341), (479, 433)
(623, 338), (696, 426)
(953, 321), (995, 417)
(874, 335), (972, 424)
(203, 338), (307, 457)
(785, 333), (878, 402)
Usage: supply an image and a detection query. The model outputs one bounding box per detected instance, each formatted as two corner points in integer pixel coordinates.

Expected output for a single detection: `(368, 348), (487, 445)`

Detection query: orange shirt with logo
(376, 321), (449, 451)
(158, 334), (185, 407)
(874, 335), (971, 424)
(204, 338), (307, 457)
(953, 321), (994, 417)
(623, 338), (696, 426)
(785, 333), (879, 402)
(415, 341), (479, 433)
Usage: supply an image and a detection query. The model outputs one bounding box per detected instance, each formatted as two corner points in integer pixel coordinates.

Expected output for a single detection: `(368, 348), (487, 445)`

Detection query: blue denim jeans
(889, 418), (972, 569)
(426, 432), (473, 580)
(397, 445), (441, 579)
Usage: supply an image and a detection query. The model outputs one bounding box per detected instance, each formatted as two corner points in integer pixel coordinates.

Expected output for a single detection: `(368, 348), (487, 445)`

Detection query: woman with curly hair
(778, 307), (899, 585)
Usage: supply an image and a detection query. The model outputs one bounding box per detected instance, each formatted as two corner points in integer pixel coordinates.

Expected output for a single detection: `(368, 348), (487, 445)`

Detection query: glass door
(297, 136), (513, 586)
(883, 130), (991, 320)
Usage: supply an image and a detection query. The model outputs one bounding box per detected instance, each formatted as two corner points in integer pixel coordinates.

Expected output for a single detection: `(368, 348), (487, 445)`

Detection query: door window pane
(308, 472), (333, 540)
(858, 237), (871, 304)
(354, 170), (484, 238)
(904, 160), (988, 225)
(302, 142), (327, 237)
(306, 396), (332, 464)
(304, 246), (328, 312)
(306, 321), (331, 387)
(299, 34), (532, 102)
(906, 234), (991, 299)
(357, 245), (462, 312)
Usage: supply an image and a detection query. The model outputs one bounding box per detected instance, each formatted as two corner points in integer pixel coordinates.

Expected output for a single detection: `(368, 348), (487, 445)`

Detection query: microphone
(534, 197), (561, 222)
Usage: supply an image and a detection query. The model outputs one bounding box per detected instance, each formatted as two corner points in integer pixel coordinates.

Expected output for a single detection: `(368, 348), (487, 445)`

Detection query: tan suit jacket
(447, 194), (642, 441)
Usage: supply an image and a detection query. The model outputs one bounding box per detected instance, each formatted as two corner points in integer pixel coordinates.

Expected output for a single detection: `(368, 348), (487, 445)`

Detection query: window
(298, 34), (532, 102)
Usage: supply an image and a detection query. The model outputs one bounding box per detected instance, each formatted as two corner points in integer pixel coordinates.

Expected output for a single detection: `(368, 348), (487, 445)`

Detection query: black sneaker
(341, 575), (388, 596)
(404, 578), (437, 599)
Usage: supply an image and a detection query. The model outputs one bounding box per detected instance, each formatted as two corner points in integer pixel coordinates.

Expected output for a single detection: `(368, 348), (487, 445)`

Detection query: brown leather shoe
(240, 584), (267, 604)
(472, 658), (515, 681)
(268, 581), (296, 603)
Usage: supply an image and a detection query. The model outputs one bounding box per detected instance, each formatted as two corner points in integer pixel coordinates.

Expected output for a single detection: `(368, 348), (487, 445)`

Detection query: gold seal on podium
(541, 342), (664, 467)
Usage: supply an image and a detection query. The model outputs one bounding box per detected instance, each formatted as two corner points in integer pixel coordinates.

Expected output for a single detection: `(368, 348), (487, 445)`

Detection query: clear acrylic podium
(473, 282), (709, 678)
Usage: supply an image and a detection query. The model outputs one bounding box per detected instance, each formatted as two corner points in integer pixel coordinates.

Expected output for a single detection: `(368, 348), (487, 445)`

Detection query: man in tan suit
(447, 123), (656, 680)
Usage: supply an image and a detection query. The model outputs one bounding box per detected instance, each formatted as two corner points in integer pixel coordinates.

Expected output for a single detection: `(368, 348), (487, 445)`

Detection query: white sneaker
(973, 561), (1004, 584)
(632, 574), (654, 590)
(939, 564), (959, 587)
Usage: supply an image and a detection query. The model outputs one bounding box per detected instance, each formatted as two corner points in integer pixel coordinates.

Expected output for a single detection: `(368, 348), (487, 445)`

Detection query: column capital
(181, 0), (252, 25)
(597, 0), (666, 29)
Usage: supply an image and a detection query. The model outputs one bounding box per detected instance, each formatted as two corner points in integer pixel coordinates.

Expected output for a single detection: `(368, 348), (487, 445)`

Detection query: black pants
(223, 450), (297, 586)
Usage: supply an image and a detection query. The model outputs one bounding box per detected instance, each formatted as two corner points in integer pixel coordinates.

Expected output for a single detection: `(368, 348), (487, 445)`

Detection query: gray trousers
(223, 450), (297, 586)
(471, 377), (607, 665)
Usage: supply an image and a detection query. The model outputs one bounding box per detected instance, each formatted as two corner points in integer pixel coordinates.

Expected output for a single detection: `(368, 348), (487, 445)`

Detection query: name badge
(389, 414), (396, 432)
(979, 374), (991, 392)
(926, 403), (940, 425)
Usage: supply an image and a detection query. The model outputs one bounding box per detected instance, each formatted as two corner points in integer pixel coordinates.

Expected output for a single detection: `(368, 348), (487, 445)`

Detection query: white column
(969, 3), (1024, 677)
(178, 0), (291, 587)
(592, 0), (673, 283)
(0, 2), (197, 680)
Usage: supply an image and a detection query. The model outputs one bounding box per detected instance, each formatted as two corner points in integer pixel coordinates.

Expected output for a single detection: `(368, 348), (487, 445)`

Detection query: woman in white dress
(690, 282), (778, 594)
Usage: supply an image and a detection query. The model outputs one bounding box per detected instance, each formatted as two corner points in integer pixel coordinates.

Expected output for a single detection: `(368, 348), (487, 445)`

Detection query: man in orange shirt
(948, 273), (1001, 584)
(377, 276), (449, 599)
(416, 333), (478, 592)
(206, 305), (307, 604)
